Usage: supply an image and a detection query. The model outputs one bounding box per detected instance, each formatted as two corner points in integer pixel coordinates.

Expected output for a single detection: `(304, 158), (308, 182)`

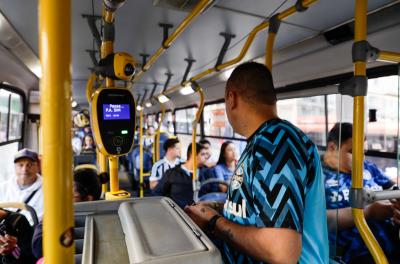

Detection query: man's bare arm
(214, 217), (301, 264)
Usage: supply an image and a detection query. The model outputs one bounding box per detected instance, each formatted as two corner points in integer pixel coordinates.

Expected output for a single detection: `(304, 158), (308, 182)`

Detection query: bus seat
(74, 153), (96, 166)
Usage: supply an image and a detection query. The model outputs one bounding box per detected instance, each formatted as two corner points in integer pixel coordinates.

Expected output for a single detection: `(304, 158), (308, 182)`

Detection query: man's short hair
(226, 62), (276, 105)
(74, 167), (101, 200)
(163, 138), (180, 152)
(327, 122), (353, 146)
(187, 143), (206, 160)
(199, 138), (211, 146)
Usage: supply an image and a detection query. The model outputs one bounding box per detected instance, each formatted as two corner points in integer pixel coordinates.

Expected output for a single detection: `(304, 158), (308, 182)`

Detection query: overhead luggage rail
(132, 0), (215, 83)
(157, 0), (318, 98)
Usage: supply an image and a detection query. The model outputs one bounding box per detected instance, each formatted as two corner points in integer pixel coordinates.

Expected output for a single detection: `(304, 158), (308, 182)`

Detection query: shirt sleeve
(149, 161), (160, 181)
(368, 162), (393, 189)
(250, 141), (305, 233)
(214, 165), (225, 181)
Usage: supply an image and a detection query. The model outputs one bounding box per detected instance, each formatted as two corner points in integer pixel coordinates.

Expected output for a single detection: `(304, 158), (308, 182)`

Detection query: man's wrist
(205, 214), (222, 235)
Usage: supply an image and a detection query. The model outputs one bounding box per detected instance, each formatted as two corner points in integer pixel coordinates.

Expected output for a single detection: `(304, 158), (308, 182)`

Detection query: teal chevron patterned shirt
(222, 119), (329, 264)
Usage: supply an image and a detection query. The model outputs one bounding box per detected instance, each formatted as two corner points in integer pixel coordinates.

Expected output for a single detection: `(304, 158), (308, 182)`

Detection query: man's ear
(226, 90), (237, 110)
(327, 141), (338, 151)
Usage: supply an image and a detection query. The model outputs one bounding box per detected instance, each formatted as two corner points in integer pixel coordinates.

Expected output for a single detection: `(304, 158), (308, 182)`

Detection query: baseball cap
(14, 148), (39, 163)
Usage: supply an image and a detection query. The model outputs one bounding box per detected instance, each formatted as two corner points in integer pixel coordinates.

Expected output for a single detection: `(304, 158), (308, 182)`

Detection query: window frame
(0, 83), (26, 147)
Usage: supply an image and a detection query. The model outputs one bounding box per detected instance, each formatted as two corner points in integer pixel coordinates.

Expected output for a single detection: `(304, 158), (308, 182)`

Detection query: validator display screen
(103, 104), (130, 120)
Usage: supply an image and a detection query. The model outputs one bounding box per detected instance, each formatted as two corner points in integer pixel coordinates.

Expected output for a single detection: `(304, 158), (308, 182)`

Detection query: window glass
(277, 96), (326, 146)
(8, 93), (24, 140)
(0, 89), (11, 142)
(159, 111), (174, 134)
(203, 103), (233, 138)
(0, 142), (19, 182)
(186, 107), (200, 135)
(175, 134), (201, 160)
(175, 109), (188, 134)
(366, 76), (398, 153)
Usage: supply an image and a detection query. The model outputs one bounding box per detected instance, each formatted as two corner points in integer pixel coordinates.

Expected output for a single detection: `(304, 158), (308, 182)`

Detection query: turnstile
(74, 197), (222, 264)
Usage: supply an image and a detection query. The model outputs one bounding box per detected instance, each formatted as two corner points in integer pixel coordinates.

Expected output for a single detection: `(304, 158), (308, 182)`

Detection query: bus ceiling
(0, 1), (398, 110)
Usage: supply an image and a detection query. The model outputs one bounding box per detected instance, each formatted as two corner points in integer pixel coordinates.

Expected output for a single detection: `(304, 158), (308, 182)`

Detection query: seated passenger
(0, 209), (36, 264)
(199, 138), (214, 168)
(32, 165), (102, 259)
(73, 165), (102, 202)
(149, 138), (181, 190)
(154, 143), (208, 208)
(0, 149), (43, 225)
(81, 134), (95, 154)
(323, 122), (400, 263)
(214, 141), (237, 192)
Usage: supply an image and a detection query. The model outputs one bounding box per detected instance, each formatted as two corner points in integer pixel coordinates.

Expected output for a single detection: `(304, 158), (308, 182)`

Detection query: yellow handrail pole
(85, 73), (97, 102)
(109, 156), (119, 192)
(378, 50), (400, 63)
(162, 0), (317, 96)
(266, 31), (277, 70)
(352, 0), (388, 263)
(39, 0), (74, 262)
(98, 149), (108, 194)
(86, 74), (109, 194)
(191, 82), (205, 202)
(139, 109), (144, 198)
(133, 0), (213, 82)
(155, 104), (166, 161)
(101, 4), (120, 194)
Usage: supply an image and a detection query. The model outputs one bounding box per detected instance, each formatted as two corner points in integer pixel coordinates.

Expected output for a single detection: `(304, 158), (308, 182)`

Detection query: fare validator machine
(91, 52), (136, 200)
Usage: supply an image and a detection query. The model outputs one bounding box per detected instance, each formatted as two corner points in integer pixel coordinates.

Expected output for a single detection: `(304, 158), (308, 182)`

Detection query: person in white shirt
(0, 149), (43, 225)
(149, 138), (181, 190)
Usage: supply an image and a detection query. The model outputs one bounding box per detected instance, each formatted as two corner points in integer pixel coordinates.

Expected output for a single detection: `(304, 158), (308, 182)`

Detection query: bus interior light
(180, 84), (194, 95)
(136, 105), (143, 111)
(158, 94), (170, 103)
(71, 100), (78, 108)
(145, 102), (152, 108)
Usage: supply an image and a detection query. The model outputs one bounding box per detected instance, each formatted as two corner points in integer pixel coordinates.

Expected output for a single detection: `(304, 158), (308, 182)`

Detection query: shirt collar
(247, 118), (281, 142)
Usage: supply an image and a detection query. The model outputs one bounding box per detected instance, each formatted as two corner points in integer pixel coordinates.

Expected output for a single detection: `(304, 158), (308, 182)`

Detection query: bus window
(277, 95), (327, 146)
(8, 93), (24, 140)
(0, 89), (11, 142)
(203, 103), (234, 138)
(175, 109), (189, 134)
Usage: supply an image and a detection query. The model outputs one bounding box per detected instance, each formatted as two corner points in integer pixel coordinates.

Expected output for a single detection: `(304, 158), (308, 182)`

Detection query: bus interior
(0, 0), (399, 263)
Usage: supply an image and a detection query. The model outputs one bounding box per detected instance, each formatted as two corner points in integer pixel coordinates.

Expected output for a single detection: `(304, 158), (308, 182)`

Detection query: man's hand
(184, 203), (220, 230)
(0, 234), (17, 255)
(390, 198), (400, 225)
(365, 201), (393, 221)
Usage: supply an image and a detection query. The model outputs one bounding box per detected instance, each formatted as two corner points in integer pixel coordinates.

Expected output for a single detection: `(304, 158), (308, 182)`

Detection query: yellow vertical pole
(98, 150), (108, 194)
(139, 109), (144, 198)
(191, 83), (205, 202)
(39, 0), (74, 262)
(109, 156), (119, 192)
(155, 104), (166, 161)
(352, 0), (388, 263)
(101, 6), (119, 196)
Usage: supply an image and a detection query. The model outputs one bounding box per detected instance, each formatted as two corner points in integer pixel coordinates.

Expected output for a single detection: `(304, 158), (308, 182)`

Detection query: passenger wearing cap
(0, 149), (43, 225)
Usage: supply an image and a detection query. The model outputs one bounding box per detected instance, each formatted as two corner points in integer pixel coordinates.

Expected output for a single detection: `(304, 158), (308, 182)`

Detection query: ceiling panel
(285, 0), (396, 31)
(0, 0), (397, 106)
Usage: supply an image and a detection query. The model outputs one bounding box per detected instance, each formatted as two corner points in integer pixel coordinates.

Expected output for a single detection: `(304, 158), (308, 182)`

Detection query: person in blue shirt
(154, 143), (208, 208)
(149, 138), (181, 190)
(214, 141), (237, 192)
(185, 62), (329, 264)
(323, 122), (400, 263)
